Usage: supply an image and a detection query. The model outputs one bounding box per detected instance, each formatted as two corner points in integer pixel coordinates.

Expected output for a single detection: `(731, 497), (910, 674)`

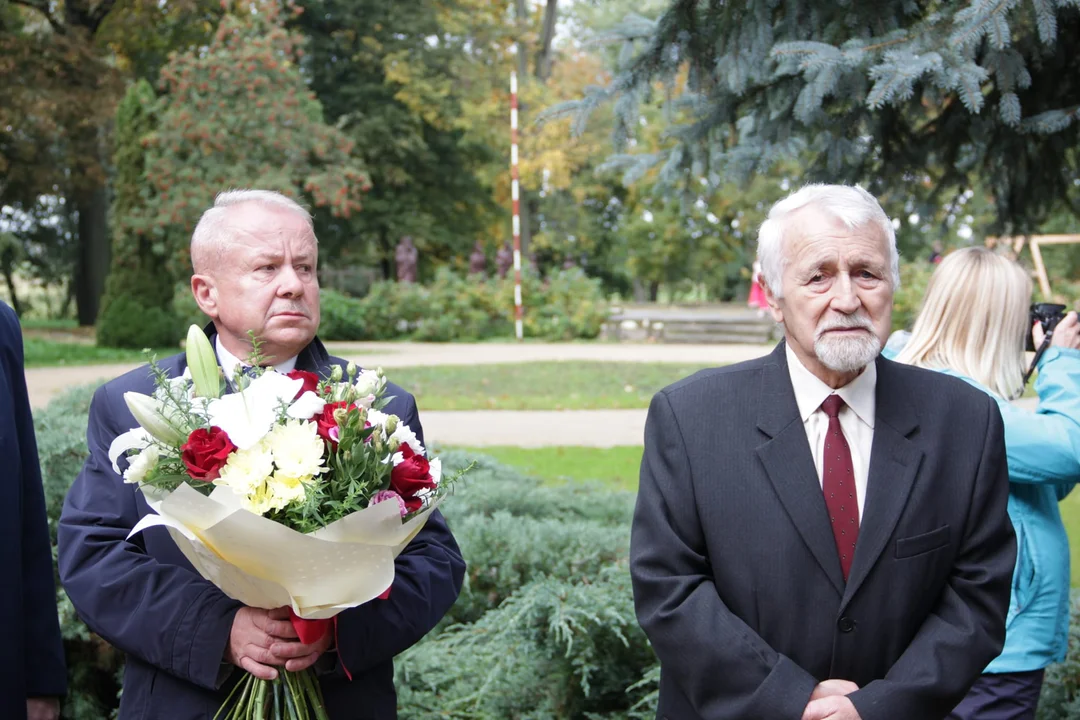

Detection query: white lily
(186, 325), (221, 399)
(108, 427), (154, 474)
(206, 371), (302, 450)
(287, 391), (326, 420)
(125, 392), (186, 445)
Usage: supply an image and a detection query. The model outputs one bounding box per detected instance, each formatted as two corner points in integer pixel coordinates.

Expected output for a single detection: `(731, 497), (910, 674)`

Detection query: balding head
(190, 189), (313, 275)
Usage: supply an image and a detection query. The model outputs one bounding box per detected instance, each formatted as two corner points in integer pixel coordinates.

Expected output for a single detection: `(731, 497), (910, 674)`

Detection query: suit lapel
(840, 357), (923, 612)
(755, 344), (846, 596)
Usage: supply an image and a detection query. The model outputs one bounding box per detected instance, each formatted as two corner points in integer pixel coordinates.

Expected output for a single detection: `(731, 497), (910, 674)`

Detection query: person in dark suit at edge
(0, 299), (66, 720)
(630, 184), (1016, 720)
(58, 189), (465, 719)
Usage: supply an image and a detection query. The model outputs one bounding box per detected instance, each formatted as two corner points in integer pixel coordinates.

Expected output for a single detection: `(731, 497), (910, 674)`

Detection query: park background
(3, 0), (1080, 717)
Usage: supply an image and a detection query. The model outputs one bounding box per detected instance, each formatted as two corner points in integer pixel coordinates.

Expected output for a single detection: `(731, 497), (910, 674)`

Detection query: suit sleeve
(630, 391), (818, 718)
(332, 394), (466, 674)
(57, 383), (243, 690)
(850, 395), (1015, 720)
(3, 307), (67, 697)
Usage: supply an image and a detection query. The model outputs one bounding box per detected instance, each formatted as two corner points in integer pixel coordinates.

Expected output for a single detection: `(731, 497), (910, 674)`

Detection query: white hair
(756, 184), (900, 298)
(190, 189), (313, 274)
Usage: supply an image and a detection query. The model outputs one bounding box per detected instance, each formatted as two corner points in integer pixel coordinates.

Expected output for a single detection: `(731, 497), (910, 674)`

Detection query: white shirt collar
(215, 336), (298, 384)
(785, 343), (876, 428)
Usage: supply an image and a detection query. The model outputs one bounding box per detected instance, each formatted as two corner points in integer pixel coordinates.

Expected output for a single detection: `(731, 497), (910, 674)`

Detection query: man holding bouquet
(58, 189), (466, 718)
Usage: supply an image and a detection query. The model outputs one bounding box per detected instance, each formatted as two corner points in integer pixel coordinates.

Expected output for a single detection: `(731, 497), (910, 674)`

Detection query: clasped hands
(226, 607), (333, 680)
(802, 679), (862, 720)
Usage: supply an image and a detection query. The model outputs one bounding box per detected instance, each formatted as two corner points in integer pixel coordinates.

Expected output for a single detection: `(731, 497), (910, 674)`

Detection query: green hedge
(891, 260), (935, 334)
(168, 269), (608, 343)
(36, 388), (1080, 719)
(351, 268), (608, 342)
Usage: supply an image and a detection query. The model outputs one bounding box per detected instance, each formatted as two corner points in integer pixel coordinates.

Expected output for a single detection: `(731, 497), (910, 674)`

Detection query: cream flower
(217, 441), (275, 496)
(122, 445), (161, 485)
(266, 473), (310, 509)
(240, 482), (276, 517)
(266, 420), (327, 479)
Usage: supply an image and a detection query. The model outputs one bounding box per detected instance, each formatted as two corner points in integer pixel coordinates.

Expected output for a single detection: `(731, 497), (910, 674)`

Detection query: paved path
(24, 341), (1038, 447)
(23, 341), (771, 409)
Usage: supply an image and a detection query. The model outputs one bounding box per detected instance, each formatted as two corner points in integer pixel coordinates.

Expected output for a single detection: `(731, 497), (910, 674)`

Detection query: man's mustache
(816, 314), (873, 339)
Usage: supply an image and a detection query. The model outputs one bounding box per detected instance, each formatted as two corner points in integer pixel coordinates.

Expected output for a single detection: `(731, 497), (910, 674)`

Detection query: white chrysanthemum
(266, 473), (310, 510)
(240, 483), (276, 517)
(122, 445), (161, 485)
(266, 420), (327, 479)
(217, 441), (274, 495)
(366, 409), (389, 428)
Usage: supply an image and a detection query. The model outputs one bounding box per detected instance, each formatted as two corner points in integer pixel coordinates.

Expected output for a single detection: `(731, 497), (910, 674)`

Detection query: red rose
(314, 401), (356, 445)
(390, 444), (437, 511)
(286, 370), (320, 399)
(181, 427), (236, 482)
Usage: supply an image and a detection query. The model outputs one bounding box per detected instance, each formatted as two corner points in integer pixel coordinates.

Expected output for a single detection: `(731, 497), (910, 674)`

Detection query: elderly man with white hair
(630, 184), (1016, 720)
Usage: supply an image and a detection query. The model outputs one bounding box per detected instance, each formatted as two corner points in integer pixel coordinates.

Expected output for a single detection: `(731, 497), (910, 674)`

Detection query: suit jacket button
(838, 617), (856, 633)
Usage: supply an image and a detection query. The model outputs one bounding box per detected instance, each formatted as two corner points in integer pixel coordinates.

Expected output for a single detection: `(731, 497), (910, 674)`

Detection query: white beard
(815, 331), (881, 373)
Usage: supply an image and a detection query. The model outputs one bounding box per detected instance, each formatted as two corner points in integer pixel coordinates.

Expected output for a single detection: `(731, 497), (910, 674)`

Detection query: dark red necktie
(821, 394), (859, 581)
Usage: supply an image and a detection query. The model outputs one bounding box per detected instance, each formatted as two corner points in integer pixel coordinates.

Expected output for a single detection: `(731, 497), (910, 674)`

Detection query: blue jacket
(58, 331), (465, 719)
(886, 338), (1080, 672)
(0, 302), (67, 718)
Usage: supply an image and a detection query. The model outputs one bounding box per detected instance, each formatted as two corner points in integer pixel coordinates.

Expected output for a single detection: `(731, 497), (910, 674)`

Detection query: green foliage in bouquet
(394, 450), (659, 719)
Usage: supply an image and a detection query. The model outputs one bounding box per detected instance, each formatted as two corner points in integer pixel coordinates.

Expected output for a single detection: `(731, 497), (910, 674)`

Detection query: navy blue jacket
(58, 331), (465, 719)
(0, 301), (67, 719)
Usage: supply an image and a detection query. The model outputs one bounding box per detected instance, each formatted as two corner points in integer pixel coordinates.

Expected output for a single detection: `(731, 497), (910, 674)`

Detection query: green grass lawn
(22, 337), (177, 368)
(391, 362), (714, 410)
(466, 445), (1080, 587)
(461, 445), (644, 492)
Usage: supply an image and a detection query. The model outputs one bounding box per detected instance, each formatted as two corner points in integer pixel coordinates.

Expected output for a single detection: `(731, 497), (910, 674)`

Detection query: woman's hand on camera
(1035, 311), (1080, 350)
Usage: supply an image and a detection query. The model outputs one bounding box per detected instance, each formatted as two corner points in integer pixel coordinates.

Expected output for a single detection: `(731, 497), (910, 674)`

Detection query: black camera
(1026, 303), (1067, 352)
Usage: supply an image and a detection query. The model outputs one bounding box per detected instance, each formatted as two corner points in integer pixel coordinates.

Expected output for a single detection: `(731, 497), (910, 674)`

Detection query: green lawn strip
(454, 445), (644, 493)
(22, 337), (177, 368)
(463, 445), (1080, 588)
(390, 361), (715, 410)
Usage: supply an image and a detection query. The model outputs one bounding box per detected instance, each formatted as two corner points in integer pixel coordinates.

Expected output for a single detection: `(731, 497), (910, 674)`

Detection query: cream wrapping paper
(129, 483), (439, 619)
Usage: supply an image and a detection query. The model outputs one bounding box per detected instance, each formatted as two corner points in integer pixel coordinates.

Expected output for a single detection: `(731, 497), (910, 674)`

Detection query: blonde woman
(888, 247), (1080, 720)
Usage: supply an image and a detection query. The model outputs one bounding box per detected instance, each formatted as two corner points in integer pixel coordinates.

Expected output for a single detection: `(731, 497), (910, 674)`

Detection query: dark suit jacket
(631, 343), (1015, 720)
(58, 329), (465, 719)
(0, 301), (67, 719)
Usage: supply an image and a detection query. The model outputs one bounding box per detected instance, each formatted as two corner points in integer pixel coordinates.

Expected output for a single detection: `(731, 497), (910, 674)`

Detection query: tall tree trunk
(535, 0), (558, 83)
(2, 265), (22, 317)
(73, 182), (110, 326)
(379, 227), (392, 281)
(649, 281), (660, 302)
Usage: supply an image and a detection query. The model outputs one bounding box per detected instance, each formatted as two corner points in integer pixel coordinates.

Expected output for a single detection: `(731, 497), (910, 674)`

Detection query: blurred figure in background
(891, 247), (1080, 720)
(747, 259), (768, 316)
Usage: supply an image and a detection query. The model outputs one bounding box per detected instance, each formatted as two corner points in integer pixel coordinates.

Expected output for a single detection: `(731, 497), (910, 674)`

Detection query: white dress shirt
(215, 336), (298, 387)
(785, 344), (876, 520)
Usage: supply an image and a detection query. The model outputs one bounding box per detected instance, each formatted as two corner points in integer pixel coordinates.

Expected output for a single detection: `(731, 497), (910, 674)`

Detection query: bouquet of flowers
(109, 326), (465, 720)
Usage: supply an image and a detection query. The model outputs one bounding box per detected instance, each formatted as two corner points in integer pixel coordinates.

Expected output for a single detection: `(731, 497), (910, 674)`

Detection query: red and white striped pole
(510, 69), (524, 341)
